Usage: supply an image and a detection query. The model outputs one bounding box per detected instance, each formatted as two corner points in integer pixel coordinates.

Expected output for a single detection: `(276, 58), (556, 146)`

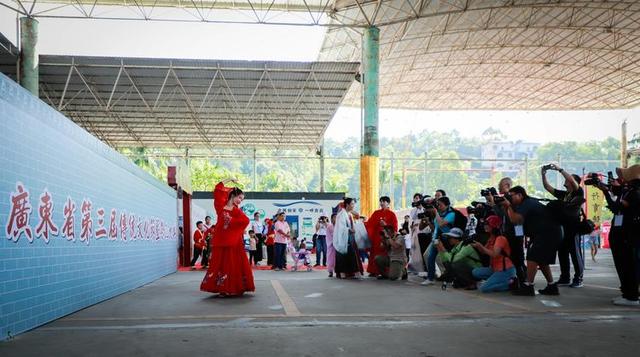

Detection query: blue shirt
(433, 209), (455, 239)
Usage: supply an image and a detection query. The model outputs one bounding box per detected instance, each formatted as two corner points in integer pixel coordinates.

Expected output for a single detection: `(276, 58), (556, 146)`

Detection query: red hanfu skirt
(200, 244), (255, 296)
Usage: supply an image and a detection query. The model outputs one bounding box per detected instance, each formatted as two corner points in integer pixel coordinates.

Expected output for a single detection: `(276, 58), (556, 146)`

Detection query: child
(297, 239), (308, 259)
(248, 230), (257, 266)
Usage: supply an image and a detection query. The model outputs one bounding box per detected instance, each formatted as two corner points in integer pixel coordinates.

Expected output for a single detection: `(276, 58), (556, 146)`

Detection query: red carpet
(179, 263), (370, 272)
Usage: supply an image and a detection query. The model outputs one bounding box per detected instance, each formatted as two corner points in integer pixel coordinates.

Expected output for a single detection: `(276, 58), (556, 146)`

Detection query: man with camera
(434, 227), (482, 289)
(542, 164), (585, 288)
(592, 165), (640, 306)
(484, 177), (527, 288)
(366, 196), (398, 278)
(374, 226), (408, 281)
(501, 186), (563, 296)
(422, 196), (456, 285)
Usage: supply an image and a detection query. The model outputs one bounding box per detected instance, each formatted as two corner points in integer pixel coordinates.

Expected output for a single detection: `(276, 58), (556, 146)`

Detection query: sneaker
(538, 284), (560, 296)
(417, 272), (428, 278)
(612, 297), (639, 306)
(555, 278), (571, 286)
(421, 279), (435, 286)
(512, 284), (535, 296)
(569, 281), (584, 288)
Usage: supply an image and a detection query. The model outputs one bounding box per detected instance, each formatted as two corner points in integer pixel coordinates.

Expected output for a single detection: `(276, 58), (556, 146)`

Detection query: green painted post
(19, 17), (39, 97)
(360, 27), (380, 217)
(362, 26), (379, 157)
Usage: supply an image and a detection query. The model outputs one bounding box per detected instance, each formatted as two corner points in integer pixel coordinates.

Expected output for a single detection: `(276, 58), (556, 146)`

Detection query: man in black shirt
(594, 165), (640, 306)
(542, 164), (585, 287)
(502, 186), (563, 296)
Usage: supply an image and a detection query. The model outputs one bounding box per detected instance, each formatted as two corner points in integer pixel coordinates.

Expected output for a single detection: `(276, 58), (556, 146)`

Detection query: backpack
(451, 208), (468, 232)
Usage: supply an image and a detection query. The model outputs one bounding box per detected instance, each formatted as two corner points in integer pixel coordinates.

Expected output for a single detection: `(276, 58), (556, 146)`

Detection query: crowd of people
(191, 164), (640, 306)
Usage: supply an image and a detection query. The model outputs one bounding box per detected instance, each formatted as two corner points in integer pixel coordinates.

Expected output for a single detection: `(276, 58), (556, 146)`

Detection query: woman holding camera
(315, 216), (329, 267)
(594, 165), (640, 306)
(471, 215), (516, 293)
(541, 164), (585, 288)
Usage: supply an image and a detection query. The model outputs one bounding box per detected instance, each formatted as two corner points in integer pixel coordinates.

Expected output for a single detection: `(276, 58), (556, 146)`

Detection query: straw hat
(616, 164), (640, 182)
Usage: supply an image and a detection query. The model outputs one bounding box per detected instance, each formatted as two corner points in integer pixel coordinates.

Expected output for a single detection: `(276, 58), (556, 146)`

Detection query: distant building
(481, 140), (539, 171)
(629, 132), (640, 151)
(629, 132), (640, 161)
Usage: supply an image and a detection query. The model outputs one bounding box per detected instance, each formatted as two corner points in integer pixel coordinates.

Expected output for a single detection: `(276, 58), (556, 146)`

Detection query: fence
(128, 150), (621, 210)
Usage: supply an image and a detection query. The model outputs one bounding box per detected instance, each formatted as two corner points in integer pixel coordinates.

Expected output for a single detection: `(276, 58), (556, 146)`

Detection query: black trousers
(442, 261), (474, 287)
(610, 227), (639, 301)
(267, 245), (275, 265)
(201, 243), (210, 267)
(508, 235), (527, 286)
(417, 234), (431, 271)
(190, 247), (203, 266)
(558, 226), (584, 282)
(255, 234), (264, 262)
(249, 250), (257, 265)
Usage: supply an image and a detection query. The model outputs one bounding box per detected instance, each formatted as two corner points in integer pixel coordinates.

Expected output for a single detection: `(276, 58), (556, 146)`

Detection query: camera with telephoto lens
(493, 192), (512, 204)
(481, 187), (511, 204)
(412, 195), (436, 210)
(480, 187), (499, 197)
(584, 172), (601, 186)
(468, 201), (493, 219)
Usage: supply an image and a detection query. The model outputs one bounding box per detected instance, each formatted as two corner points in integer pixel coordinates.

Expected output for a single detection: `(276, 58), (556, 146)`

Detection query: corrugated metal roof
(320, 0), (640, 110)
(0, 54), (359, 149)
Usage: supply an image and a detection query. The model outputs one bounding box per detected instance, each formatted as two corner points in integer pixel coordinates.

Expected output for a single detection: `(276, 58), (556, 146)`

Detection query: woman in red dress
(200, 179), (255, 296)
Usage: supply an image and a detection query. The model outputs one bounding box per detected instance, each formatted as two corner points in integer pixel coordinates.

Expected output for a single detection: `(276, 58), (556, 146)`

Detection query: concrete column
(360, 26), (380, 217)
(390, 152), (395, 209)
(622, 120), (628, 168)
(253, 148), (257, 190)
(319, 145), (325, 193)
(19, 17), (39, 96)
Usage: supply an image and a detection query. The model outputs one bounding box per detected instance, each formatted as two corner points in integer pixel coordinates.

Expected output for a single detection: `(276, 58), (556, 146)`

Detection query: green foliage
(124, 130), (622, 212)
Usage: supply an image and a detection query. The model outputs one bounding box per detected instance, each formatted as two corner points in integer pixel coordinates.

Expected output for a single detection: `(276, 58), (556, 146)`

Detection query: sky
(1, 8), (639, 144)
(325, 107), (640, 144)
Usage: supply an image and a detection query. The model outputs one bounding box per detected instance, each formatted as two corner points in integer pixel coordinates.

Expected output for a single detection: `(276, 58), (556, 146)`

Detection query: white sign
(192, 198), (337, 240)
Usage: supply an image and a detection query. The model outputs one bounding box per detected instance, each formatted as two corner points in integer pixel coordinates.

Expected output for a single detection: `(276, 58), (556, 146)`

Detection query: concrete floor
(2, 250), (639, 357)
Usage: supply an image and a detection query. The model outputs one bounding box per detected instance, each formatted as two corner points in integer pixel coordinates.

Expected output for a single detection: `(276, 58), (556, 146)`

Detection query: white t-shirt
(251, 220), (264, 235)
(404, 233), (412, 249)
(317, 223), (328, 236)
(410, 207), (424, 224)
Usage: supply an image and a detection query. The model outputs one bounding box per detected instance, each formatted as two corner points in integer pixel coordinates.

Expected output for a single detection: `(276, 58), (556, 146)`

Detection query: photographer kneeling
(435, 228), (482, 289)
(502, 186), (563, 296)
(423, 197), (456, 285)
(470, 215), (516, 293)
(374, 226), (407, 281)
